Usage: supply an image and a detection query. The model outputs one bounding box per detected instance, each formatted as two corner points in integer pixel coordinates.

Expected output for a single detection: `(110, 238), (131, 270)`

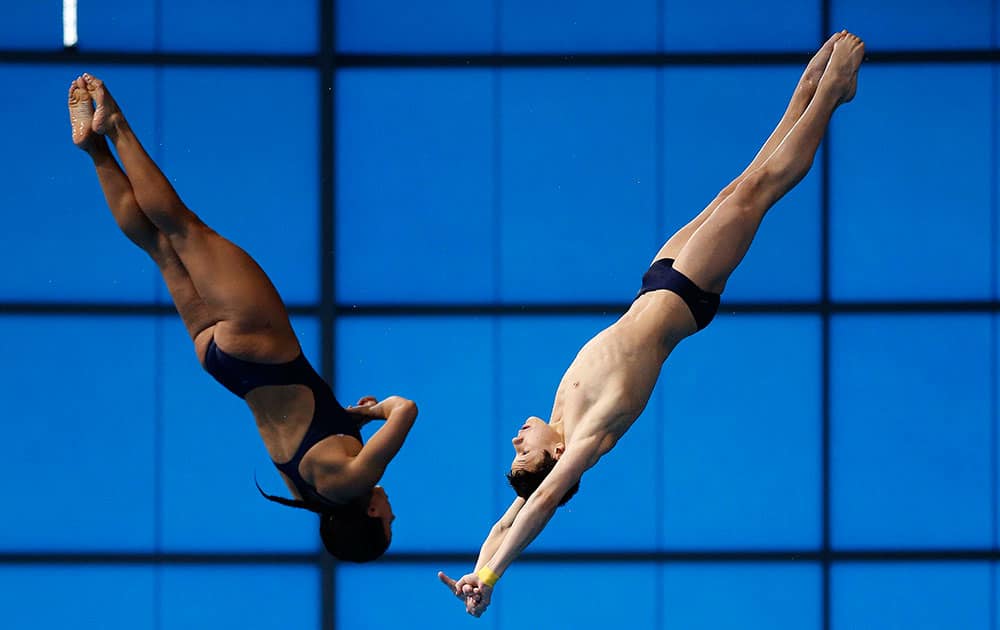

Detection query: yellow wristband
(477, 566), (501, 587)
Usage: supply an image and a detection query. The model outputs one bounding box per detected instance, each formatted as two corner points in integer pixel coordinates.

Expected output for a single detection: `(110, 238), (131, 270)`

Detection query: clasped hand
(345, 395), (381, 426)
(438, 571), (493, 618)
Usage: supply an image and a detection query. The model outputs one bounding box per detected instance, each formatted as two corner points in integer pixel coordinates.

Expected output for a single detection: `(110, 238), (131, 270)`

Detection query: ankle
(103, 112), (128, 142)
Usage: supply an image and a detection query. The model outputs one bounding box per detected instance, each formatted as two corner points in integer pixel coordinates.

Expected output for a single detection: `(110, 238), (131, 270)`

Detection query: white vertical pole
(63, 0), (78, 48)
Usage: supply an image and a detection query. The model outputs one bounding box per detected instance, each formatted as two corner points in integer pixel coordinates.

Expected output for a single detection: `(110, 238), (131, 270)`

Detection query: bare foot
(798, 31), (845, 93)
(68, 76), (99, 150)
(82, 73), (125, 136)
(820, 32), (865, 105)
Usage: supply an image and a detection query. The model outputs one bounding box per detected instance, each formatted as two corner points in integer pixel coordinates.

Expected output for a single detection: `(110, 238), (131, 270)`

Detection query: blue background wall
(1, 1), (998, 628)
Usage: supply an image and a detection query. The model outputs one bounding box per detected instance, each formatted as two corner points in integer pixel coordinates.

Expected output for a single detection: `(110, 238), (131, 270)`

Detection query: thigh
(652, 179), (741, 263)
(154, 236), (219, 343)
(671, 173), (774, 294)
(167, 224), (297, 350)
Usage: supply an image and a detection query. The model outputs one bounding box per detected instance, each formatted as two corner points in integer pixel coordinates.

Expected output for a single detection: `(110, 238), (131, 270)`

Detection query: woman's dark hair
(318, 503), (390, 563)
(506, 451), (580, 507)
(255, 479), (389, 563)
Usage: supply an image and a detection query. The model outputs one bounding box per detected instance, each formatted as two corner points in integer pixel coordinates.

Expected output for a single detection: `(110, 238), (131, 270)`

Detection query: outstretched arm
(438, 498), (526, 611)
(475, 497), (526, 570)
(447, 443), (597, 617)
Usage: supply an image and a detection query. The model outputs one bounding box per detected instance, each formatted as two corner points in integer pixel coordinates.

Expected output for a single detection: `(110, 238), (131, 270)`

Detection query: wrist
(477, 566), (500, 587)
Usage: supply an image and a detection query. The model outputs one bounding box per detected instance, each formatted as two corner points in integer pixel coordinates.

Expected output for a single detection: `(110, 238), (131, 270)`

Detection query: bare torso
(550, 290), (697, 462)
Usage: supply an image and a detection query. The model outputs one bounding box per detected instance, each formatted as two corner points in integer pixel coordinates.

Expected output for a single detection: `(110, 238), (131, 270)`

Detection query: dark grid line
(8, 301), (1000, 317)
(4, 548), (1000, 565)
(8, 48), (1000, 67)
(320, 0), (337, 628)
(989, 10), (1000, 629)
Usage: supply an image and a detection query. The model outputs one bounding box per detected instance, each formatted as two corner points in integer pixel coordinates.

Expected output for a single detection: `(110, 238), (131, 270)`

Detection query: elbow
(528, 489), (560, 512)
(399, 398), (418, 419)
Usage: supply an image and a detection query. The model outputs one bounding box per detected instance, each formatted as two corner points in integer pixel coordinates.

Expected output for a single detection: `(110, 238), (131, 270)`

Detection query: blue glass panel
(336, 317), (496, 551)
(0, 566), (154, 629)
(337, 0), (494, 53)
(832, 0), (992, 49)
(833, 563), (991, 630)
(501, 0), (657, 52)
(831, 315), (993, 548)
(159, 0), (317, 53)
(830, 64), (992, 301)
(664, 563), (821, 629)
(336, 70), (495, 303)
(664, 0), (820, 51)
(501, 69), (658, 302)
(160, 317), (318, 551)
(498, 563), (658, 627)
(160, 68), (318, 304)
(339, 563), (499, 629)
(0, 65), (159, 302)
(161, 566), (318, 629)
(77, 0), (155, 51)
(663, 66), (821, 301)
(0, 316), (156, 551)
(498, 315), (661, 550)
(0, 1), (61, 49)
(661, 315), (822, 549)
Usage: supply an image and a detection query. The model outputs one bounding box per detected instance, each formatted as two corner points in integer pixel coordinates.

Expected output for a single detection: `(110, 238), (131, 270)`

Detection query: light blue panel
(501, 69), (658, 302)
(160, 317), (319, 551)
(833, 563), (991, 630)
(337, 0), (495, 52)
(663, 67), (821, 301)
(336, 70), (495, 303)
(831, 315), (993, 548)
(0, 317), (156, 551)
(0, 1), (61, 49)
(0, 65), (160, 302)
(161, 68), (318, 304)
(664, 0), (819, 51)
(661, 315), (821, 549)
(0, 566), (155, 629)
(498, 564), (658, 628)
(501, 0), (657, 52)
(497, 315), (662, 550)
(338, 563), (499, 629)
(161, 566), (318, 630)
(832, 0), (992, 49)
(336, 317), (496, 551)
(664, 563), (821, 629)
(830, 64), (992, 301)
(160, 0), (317, 53)
(77, 0), (156, 51)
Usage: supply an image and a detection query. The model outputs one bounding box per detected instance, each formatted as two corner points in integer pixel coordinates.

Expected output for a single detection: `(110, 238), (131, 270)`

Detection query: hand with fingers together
(438, 571), (494, 617)
(439, 571), (493, 618)
(344, 395), (382, 427)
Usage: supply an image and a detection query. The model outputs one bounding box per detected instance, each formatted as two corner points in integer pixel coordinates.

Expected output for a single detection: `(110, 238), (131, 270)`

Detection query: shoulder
(304, 441), (366, 500)
(567, 420), (622, 463)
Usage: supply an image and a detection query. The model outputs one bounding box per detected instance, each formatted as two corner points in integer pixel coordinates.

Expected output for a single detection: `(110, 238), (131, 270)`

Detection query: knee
(720, 171), (778, 224)
(729, 170), (771, 209)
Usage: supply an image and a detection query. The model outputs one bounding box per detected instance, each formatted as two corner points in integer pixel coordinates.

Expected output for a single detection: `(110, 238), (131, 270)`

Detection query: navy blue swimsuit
(202, 338), (361, 512)
(636, 258), (721, 330)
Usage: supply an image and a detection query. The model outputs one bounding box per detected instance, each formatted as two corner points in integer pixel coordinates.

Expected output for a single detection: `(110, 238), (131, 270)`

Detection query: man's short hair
(506, 450), (580, 506)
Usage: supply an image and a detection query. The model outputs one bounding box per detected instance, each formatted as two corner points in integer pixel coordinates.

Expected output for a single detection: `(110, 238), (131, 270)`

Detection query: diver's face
(510, 416), (559, 472)
(367, 486), (395, 540)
